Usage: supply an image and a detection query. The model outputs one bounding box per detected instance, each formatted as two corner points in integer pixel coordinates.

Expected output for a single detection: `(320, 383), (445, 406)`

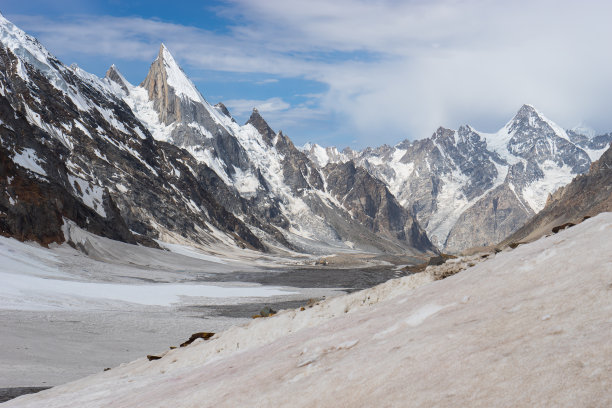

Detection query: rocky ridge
(0, 14), (435, 256)
(107, 42), (435, 254)
(305, 105), (612, 252)
(501, 140), (612, 245)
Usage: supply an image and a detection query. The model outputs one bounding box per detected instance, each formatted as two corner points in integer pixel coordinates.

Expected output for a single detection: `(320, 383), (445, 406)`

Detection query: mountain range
(0, 14), (433, 257)
(305, 107), (611, 252)
(0, 12), (610, 256)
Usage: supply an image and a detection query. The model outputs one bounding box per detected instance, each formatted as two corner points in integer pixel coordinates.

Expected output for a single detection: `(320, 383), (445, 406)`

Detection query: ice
(521, 160), (575, 212)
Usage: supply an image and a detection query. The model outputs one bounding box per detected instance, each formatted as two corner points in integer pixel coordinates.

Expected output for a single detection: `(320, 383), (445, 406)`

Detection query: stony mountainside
(501, 141), (612, 245)
(305, 105), (612, 253)
(0, 14), (264, 251)
(106, 43), (435, 254)
(0, 15), (435, 256)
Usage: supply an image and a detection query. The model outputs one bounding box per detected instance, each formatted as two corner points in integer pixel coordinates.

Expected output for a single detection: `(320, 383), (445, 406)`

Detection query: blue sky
(3, 0), (612, 148)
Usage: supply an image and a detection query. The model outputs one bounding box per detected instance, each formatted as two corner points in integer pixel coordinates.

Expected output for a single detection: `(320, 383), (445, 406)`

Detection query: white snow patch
(232, 166), (260, 197)
(522, 160), (575, 212)
(12, 148), (46, 176)
(405, 303), (449, 326)
(68, 175), (106, 217)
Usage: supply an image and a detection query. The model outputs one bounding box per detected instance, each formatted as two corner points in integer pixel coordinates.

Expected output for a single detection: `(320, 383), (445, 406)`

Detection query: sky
(2, 0), (612, 148)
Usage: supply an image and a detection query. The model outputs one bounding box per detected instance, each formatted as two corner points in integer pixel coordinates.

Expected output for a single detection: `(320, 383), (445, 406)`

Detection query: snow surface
(521, 160), (575, 212)
(7, 213), (612, 407)
(0, 222), (341, 387)
(12, 148), (46, 176)
(159, 44), (202, 102)
(0, 233), (296, 312)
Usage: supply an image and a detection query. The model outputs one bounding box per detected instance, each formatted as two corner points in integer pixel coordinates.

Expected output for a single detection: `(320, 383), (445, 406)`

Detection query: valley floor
(3, 213), (611, 407)
(0, 226), (416, 389)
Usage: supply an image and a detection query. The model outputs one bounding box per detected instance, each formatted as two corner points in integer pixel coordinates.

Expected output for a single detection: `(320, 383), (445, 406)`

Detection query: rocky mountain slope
(7, 212), (612, 407)
(502, 141), (612, 244)
(0, 14), (267, 251)
(305, 106), (611, 252)
(0, 14), (434, 255)
(106, 43), (434, 254)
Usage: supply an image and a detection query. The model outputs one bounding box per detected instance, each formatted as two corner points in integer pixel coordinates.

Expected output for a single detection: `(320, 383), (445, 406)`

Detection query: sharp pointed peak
(105, 64), (122, 76)
(105, 64), (130, 92)
(246, 108), (276, 142)
(248, 107), (266, 122)
(157, 42), (174, 61)
(144, 43), (203, 101)
(517, 103), (538, 114)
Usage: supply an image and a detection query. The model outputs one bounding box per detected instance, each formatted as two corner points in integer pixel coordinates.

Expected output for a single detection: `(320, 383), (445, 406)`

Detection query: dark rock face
(323, 161), (435, 252)
(246, 108), (276, 146)
(0, 38), (264, 251)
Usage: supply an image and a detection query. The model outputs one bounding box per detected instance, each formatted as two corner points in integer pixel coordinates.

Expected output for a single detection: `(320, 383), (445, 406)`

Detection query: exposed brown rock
(179, 332), (215, 347)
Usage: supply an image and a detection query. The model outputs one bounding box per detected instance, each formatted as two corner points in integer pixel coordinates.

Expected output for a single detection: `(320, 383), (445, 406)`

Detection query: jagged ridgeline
(305, 106), (611, 252)
(1, 12), (610, 255)
(0, 14), (435, 255)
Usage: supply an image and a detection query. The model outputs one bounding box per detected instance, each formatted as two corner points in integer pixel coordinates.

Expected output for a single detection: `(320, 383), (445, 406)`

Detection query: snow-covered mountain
(0, 13), (269, 251)
(102, 43), (434, 254)
(503, 140), (612, 245)
(0, 14), (434, 255)
(305, 105), (612, 252)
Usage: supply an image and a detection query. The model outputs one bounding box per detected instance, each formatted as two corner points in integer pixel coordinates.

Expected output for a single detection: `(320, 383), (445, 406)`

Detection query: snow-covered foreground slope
(7, 213), (612, 407)
(0, 224), (345, 387)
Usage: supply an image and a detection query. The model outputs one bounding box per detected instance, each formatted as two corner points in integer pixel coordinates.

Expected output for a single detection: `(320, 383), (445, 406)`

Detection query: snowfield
(0, 225), (341, 388)
(5, 213), (612, 407)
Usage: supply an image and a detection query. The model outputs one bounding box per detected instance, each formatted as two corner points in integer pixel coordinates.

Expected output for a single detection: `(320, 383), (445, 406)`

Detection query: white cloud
(223, 97), (326, 132)
(9, 0), (612, 147)
(224, 97), (290, 117)
(254, 78), (279, 85)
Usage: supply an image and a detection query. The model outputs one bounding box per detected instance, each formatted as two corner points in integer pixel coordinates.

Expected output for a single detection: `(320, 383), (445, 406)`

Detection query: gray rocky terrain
(306, 105), (612, 252)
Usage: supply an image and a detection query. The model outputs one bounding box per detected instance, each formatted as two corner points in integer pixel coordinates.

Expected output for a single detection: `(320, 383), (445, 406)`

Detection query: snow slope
(7, 213), (612, 407)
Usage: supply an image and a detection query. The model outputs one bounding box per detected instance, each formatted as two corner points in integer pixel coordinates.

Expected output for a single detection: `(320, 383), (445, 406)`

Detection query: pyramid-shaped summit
(141, 43), (203, 104)
(104, 64), (130, 93)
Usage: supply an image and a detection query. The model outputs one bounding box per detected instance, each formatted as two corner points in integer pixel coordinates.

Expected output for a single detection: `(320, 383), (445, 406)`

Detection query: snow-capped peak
(506, 104), (570, 142)
(104, 64), (131, 94)
(156, 44), (203, 102)
(0, 11), (60, 81)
